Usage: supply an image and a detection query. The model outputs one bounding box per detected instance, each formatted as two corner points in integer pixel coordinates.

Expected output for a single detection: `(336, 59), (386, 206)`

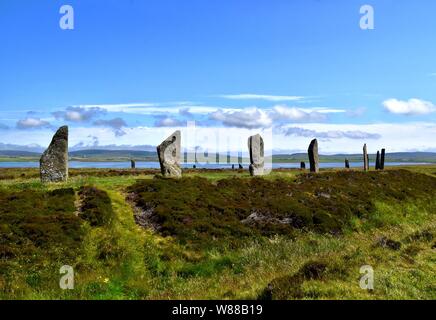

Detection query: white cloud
(74, 103), (239, 116)
(207, 106), (344, 128)
(271, 105), (327, 122)
(16, 117), (51, 129)
(154, 117), (185, 127)
(281, 127), (381, 140)
(218, 93), (304, 102)
(52, 106), (106, 122)
(93, 118), (128, 136)
(70, 102), (345, 123)
(209, 108), (273, 129)
(1, 122), (436, 154)
(383, 98), (436, 115)
(346, 107), (367, 117)
(275, 122), (436, 153)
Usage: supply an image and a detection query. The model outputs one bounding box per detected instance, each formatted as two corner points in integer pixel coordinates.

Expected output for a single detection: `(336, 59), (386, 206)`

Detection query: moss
(78, 186), (114, 227)
(127, 170), (436, 248)
(258, 259), (342, 300)
(403, 244), (424, 257)
(177, 255), (235, 278)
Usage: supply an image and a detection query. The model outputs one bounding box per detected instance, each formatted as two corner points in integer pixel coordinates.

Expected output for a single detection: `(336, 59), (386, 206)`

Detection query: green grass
(0, 165), (435, 299)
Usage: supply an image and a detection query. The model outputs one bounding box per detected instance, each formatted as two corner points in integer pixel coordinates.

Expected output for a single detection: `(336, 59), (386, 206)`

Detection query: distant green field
(0, 165), (435, 300)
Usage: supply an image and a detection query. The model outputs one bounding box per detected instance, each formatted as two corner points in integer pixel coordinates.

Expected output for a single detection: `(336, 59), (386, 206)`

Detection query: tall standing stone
(40, 126), (68, 183)
(345, 158), (350, 169)
(308, 139), (319, 173)
(381, 148), (386, 170)
(131, 159), (136, 169)
(375, 151), (381, 170)
(248, 134), (264, 176)
(157, 130), (181, 178)
(300, 161), (306, 170)
(363, 144), (369, 172)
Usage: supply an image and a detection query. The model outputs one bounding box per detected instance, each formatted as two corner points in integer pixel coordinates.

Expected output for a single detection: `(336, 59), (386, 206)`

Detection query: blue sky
(1, 0), (436, 153)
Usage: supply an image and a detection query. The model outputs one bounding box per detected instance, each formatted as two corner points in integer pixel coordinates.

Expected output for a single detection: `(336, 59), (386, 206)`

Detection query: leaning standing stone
(248, 134), (265, 176)
(40, 126), (69, 183)
(308, 139), (319, 173)
(363, 144), (369, 172)
(375, 151), (381, 170)
(157, 130), (182, 178)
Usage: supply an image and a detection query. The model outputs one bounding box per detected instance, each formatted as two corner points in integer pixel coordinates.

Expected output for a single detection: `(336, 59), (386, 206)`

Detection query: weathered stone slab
(248, 134), (264, 176)
(381, 148), (386, 170)
(157, 130), (181, 178)
(308, 139), (319, 173)
(363, 144), (369, 171)
(40, 126), (69, 183)
(300, 161), (306, 169)
(345, 158), (350, 169)
(131, 159), (136, 169)
(375, 151), (381, 170)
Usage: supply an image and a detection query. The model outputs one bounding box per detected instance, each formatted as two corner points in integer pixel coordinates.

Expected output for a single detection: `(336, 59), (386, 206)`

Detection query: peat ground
(0, 165), (435, 299)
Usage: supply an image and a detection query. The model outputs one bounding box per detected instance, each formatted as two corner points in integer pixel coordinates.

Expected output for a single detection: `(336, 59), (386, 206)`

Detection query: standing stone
(381, 148), (386, 170)
(238, 164), (243, 170)
(40, 126), (68, 183)
(345, 158), (350, 169)
(232, 164), (235, 170)
(375, 151), (381, 170)
(363, 144), (369, 172)
(131, 159), (136, 169)
(300, 161), (306, 170)
(157, 130), (181, 178)
(308, 139), (319, 173)
(248, 134), (264, 176)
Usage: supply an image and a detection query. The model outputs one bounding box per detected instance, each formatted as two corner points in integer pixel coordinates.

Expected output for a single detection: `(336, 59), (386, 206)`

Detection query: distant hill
(0, 149), (435, 163)
(273, 152), (436, 163)
(69, 150), (157, 161)
(0, 150), (41, 157)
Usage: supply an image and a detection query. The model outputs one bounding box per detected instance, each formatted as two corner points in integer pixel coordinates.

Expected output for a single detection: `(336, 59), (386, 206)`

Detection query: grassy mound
(127, 170), (436, 248)
(78, 186), (114, 227)
(0, 188), (81, 294)
(0, 184), (119, 297)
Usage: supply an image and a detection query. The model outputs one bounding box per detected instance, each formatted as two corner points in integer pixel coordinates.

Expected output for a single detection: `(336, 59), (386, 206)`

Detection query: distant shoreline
(1, 150), (436, 163)
(1, 158), (436, 164)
